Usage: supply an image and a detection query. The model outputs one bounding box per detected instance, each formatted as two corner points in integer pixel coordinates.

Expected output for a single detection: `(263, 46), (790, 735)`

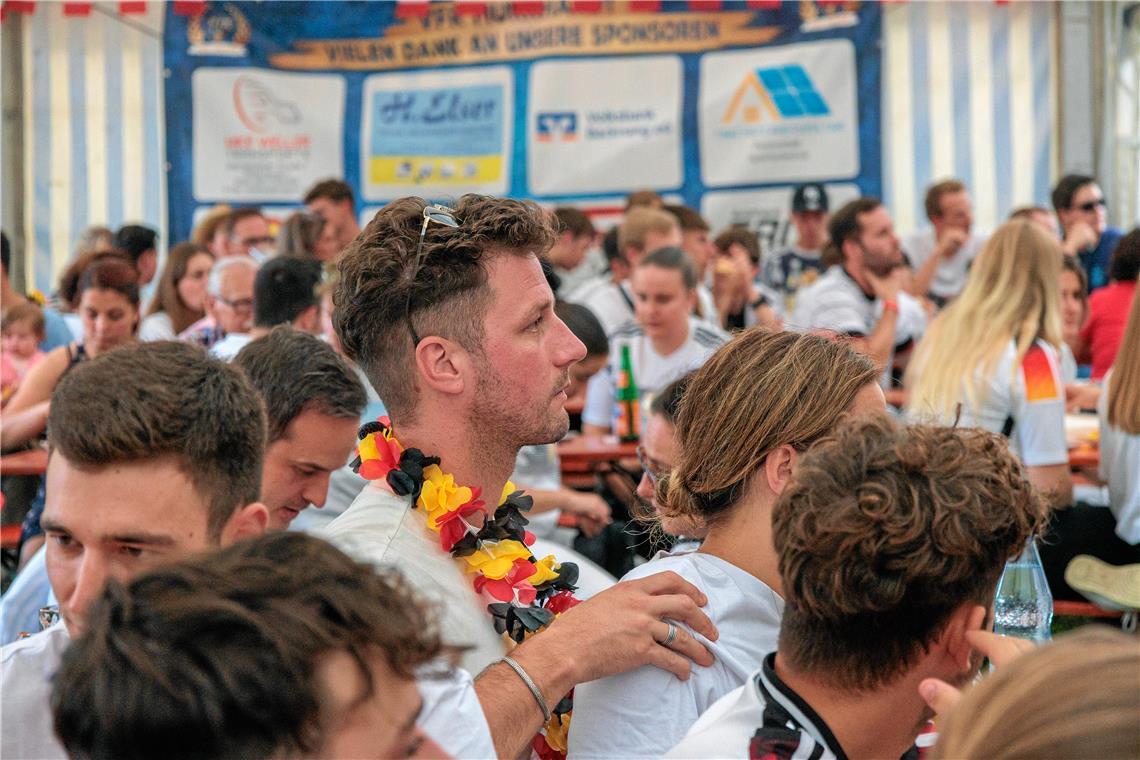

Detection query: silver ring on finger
(661, 621), (678, 648)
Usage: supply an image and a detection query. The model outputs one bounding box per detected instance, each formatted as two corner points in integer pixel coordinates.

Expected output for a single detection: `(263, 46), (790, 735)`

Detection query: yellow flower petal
(461, 540), (531, 579)
(530, 555), (560, 586)
(499, 480), (516, 506)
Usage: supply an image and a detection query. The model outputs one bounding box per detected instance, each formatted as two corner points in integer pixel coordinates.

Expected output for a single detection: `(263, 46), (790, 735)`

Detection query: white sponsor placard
(192, 68), (344, 201)
(360, 67), (513, 200)
(528, 56), (683, 196)
(699, 40), (859, 187)
(701, 183), (861, 253)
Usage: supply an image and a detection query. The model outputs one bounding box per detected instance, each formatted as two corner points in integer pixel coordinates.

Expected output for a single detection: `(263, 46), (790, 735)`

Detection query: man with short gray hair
(178, 256), (259, 349)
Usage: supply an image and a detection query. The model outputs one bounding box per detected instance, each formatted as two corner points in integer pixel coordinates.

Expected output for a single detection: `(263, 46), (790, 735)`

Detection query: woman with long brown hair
(139, 242), (215, 341)
(569, 328), (884, 759)
(1, 256), (140, 449)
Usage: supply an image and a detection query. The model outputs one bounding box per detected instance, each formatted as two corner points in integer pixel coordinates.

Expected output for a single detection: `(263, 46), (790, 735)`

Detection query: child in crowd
(1, 302), (46, 406)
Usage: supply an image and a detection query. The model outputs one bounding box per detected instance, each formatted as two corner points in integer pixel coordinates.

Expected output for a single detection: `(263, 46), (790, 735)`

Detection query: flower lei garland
(351, 417), (581, 760)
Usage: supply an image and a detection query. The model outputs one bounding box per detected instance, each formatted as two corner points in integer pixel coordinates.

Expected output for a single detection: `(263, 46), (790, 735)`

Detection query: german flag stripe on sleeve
(1022, 344), (1060, 402)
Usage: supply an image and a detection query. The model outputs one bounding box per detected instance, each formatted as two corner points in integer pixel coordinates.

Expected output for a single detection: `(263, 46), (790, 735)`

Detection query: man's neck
(649, 320), (690, 357)
(842, 262), (874, 298)
(697, 488), (782, 595)
(774, 655), (928, 760)
(395, 418), (517, 523)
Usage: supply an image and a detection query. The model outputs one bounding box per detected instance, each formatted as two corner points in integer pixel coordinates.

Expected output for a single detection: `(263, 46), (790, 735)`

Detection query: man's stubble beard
(470, 360), (570, 459)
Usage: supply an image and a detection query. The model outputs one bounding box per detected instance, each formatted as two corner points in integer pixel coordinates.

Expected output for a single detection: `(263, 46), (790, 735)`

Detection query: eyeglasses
(1076, 198), (1106, 212)
(636, 445), (669, 486)
(405, 204), (459, 346)
(217, 296), (253, 312)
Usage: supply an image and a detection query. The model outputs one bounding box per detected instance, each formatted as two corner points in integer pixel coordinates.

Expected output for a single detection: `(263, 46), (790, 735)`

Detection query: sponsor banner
(700, 40), (860, 187)
(271, 10), (780, 71)
(192, 68), (344, 201)
(164, 2), (882, 244)
(360, 67), (512, 199)
(528, 56), (682, 196)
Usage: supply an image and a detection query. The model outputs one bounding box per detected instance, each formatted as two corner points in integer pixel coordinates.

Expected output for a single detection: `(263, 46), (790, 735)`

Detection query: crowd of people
(0, 172), (1137, 759)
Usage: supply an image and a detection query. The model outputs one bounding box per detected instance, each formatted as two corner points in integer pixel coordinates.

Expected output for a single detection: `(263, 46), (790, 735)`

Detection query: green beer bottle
(615, 344), (640, 441)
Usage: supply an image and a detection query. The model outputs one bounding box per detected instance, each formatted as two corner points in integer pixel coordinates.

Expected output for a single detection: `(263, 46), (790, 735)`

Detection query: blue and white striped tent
(13, 1), (1057, 293)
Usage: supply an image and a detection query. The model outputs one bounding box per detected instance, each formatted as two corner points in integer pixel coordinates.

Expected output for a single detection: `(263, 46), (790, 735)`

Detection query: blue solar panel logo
(757, 66), (830, 117)
(722, 65), (830, 124)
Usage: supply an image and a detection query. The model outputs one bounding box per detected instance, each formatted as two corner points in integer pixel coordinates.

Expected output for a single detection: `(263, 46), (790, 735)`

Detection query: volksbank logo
(722, 65), (830, 124)
(536, 112), (578, 142)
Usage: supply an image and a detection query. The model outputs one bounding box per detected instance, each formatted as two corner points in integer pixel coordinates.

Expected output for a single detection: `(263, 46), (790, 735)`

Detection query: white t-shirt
(570, 279), (637, 337)
(666, 657), (834, 759)
(138, 311), (176, 342)
(902, 228), (986, 300)
(511, 444), (562, 540)
(909, 339), (1069, 467)
(321, 483), (509, 675)
(789, 265), (926, 346)
(209, 332), (252, 360)
(0, 622), (70, 759)
(582, 317), (726, 430)
(1098, 371), (1140, 544)
(416, 666), (496, 759)
(568, 550), (783, 759)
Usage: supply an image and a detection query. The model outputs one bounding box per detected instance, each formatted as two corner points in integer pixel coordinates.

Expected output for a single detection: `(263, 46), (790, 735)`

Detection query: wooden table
(1068, 444), (1099, 470)
(558, 435), (638, 489)
(0, 448), (48, 477)
(558, 435), (638, 466)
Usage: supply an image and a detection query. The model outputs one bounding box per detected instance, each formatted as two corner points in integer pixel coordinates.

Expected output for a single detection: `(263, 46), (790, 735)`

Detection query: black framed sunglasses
(405, 204), (459, 345)
(1076, 198), (1106, 212)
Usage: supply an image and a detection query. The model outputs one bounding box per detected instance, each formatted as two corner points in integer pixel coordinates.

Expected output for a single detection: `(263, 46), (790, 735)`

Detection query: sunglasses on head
(404, 204), (459, 346)
(1076, 198), (1106, 212)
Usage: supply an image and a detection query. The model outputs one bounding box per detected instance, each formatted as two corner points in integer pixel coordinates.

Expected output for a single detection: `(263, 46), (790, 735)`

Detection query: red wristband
(882, 299), (899, 314)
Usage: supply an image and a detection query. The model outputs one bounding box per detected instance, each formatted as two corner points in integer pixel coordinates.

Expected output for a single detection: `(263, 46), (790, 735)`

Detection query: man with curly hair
(328, 195), (718, 759)
(668, 414), (1049, 759)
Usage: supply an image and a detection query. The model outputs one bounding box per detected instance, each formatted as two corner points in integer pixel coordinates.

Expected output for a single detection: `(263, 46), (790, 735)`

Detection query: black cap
(792, 183), (829, 213)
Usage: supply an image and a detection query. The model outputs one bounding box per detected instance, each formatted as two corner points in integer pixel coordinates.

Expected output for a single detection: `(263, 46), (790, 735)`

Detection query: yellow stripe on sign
(369, 156), (503, 185)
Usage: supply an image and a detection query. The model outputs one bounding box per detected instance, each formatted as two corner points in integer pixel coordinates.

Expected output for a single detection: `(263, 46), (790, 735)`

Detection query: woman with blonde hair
(932, 627), (1140, 759)
(569, 328), (885, 759)
(906, 220), (1072, 507)
(138, 242), (215, 340)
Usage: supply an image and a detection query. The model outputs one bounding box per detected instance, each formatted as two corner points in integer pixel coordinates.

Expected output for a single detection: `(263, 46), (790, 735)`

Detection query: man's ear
(413, 336), (468, 398)
(221, 502), (269, 545)
(942, 603), (987, 673)
(763, 444), (799, 495)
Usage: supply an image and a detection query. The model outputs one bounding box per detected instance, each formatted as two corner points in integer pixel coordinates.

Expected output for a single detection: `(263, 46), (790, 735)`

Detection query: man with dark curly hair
(668, 414), (1049, 759)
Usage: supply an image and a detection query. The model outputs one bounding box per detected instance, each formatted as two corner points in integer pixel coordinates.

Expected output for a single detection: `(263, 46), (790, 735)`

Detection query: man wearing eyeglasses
(326, 195), (718, 760)
(179, 256), (259, 350)
(1052, 174), (1124, 291)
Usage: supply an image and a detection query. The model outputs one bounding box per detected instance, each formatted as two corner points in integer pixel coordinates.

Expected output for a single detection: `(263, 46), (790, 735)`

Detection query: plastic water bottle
(993, 541), (1053, 642)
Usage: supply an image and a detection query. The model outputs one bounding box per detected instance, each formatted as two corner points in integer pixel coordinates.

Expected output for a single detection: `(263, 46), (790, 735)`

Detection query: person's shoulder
(664, 678), (763, 758)
(691, 321), (728, 349)
(1, 622), (69, 669)
(621, 551), (705, 585)
(610, 321), (644, 341)
(1016, 341), (1064, 402)
(321, 484), (417, 561)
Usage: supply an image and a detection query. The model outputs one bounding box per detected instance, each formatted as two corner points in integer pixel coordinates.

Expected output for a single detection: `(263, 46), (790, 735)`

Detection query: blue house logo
(722, 65), (830, 123)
